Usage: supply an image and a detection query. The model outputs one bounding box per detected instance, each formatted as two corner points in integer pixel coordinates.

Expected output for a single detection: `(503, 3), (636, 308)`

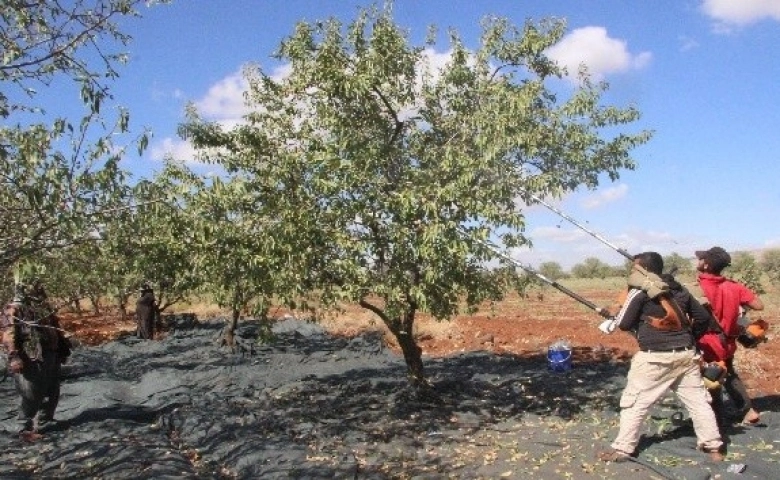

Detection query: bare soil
(59, 287), (780, 397)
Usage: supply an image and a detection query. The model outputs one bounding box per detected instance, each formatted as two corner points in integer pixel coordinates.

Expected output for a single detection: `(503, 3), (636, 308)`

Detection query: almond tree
(115, 178), (202, 314)
(571, 257), (617, 279)
(0, 1), (167, 277)
(177, 6), (650, 384)
(159, 163), (310, 349)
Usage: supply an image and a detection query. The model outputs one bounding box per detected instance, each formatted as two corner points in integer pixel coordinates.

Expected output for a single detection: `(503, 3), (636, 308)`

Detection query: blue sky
(89, 0), (780, 269)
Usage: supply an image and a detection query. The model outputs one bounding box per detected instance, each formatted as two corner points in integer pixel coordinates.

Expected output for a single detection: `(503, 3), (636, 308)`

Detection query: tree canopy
(0, 0), (166, 277)
(173, 6), (651, 382)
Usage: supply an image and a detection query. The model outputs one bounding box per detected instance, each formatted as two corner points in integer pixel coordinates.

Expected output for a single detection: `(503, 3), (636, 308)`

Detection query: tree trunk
(69, 295), (82, 313)
(89, 295), (101, 314)
(396, 328), (424, 383)
(220, 308), (240, 349)
(360, 297), (425, 384)
(118, 298), (127, 321)
(116, 290), (131, 321)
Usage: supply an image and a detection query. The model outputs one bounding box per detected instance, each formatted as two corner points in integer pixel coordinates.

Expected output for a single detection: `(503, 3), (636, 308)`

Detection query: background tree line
(535, 251), (780, 290)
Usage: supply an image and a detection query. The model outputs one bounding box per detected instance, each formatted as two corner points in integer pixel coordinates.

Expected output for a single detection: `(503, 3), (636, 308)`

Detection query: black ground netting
(1, 318), (778, 479)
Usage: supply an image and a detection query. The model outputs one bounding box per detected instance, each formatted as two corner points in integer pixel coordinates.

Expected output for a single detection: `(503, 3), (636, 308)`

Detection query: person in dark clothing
(598, 252), (723, 463)
(136, 283), (158, 340)
(1, 282), (71, 434)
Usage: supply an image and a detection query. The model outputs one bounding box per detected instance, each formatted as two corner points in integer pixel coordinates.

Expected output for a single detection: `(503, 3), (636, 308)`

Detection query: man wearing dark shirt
(136, 283), (158, 340)
(598, 252), (723, 463)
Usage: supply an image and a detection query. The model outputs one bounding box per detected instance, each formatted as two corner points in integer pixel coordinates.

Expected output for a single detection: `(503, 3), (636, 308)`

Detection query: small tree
(728, 251), (765, 295)
(760, 248), (780, 287)
(36, 241), (106, 314)
(663, 252), (693, 277)
(160, 165), (292, 348)
(571, 257), (615, 279)
(178, 6), (650, 383)
(538, 261), (567, 281)
(123, 179), (202, 313)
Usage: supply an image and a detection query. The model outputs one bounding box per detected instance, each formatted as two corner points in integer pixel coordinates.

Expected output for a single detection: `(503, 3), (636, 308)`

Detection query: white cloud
(678, 36), (700, 52)
(159, 65), (286, 164)
(613, 230), (682, 254)
(580, 184), (628, 209)
(420, 48), (456, 81)
(701, 0), (780, 27)
(269, 63), (293, 82)
(188, 63), (301, 131)
(546, 27), (652, 82)
(149, 137), (198, 163)
(195, 72), (249, 120)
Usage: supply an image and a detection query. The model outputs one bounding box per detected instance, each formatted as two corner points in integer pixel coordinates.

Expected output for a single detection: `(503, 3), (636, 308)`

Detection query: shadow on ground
(1, 319), (777, 479)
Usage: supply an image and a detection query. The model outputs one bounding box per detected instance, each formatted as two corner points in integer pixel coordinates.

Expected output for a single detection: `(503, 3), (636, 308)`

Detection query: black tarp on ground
(1, 318), (778, 479)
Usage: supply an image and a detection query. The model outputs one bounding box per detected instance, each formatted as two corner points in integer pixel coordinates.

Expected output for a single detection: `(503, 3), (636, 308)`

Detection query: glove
(599, 318), (617, 334)
(627, 268), (669, 298)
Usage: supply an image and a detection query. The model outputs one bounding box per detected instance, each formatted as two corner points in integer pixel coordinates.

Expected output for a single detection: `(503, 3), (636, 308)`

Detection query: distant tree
(0, 1), (167, 276)
(120, 179), (202, 313)
(35, 242), (106, 314)
(175, 7), (650, 383)
(622, 257), (634, 273)
(728, 251), (765, 295)
(663, 252), (693, 276)
(609, 264), (629, 278)
(160, 165), (290, 349)
(760, 248), (780, 287)
(538, 262), (567, 281)
(571, 257), (615, 279)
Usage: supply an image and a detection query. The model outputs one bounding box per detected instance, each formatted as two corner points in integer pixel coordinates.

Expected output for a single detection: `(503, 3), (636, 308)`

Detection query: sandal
(598, 449), (631, 462)
(742, 408), (760, 425)
(698, 445), (725, 462)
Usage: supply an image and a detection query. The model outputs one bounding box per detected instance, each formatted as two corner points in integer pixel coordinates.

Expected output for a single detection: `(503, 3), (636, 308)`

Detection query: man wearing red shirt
(695, 246), (764, 425)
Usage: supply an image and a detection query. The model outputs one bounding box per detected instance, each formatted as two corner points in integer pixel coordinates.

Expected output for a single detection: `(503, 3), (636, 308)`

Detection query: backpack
(661, 273), (722, 341)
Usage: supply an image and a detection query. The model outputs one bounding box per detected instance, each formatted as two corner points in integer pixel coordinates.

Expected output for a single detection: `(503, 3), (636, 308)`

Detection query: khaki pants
(611, 350), (723, 454)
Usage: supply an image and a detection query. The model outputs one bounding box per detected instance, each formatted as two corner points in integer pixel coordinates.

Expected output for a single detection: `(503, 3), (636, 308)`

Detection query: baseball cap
(695, 246), (731, 271)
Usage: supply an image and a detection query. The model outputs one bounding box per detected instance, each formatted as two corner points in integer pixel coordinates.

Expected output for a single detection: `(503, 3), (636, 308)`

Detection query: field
(12, 277), (778, 478)
(61, 276), (780, 397)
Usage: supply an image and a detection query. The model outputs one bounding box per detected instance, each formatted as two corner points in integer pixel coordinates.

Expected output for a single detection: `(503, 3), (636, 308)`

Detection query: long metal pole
(468, 235), (612, 318)
(522, 191), (634, 261)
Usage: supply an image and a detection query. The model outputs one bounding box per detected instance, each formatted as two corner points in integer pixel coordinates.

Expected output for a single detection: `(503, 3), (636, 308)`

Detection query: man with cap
(695, 246), (764, 425)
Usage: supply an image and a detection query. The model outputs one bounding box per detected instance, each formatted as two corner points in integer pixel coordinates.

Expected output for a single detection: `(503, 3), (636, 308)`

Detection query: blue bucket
(547, 345), (572, 372)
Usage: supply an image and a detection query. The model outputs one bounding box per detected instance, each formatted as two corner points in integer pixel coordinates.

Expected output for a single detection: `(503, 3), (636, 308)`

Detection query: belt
(640, 346), (693, 353)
